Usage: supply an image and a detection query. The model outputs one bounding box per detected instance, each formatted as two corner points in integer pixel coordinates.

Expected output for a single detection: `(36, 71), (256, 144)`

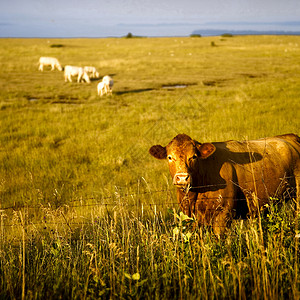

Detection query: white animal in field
(83, 66), (100, 78)
(97, 82), (106, 96)
(39, 57), (62, 71)
(97, 75), (113, 96)
(64, 65), (91, 83)
(102, 75), (113, 95)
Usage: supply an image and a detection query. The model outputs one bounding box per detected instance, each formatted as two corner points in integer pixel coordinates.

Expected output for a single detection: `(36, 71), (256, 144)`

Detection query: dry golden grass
(0, 36), (299, 299)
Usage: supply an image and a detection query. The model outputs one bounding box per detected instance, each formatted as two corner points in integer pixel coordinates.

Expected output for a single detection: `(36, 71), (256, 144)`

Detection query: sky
(0, 0), (300, 37)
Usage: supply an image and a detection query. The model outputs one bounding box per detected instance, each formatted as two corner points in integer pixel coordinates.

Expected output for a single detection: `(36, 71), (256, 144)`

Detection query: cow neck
(195, 148), (228, 193)
(195, 156), (217, 192)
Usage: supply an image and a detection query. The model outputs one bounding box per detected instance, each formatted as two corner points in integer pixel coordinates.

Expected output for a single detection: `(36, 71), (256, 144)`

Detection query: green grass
(0, 36), (299, 299)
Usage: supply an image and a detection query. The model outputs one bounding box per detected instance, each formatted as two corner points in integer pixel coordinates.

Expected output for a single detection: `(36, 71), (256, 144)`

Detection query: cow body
(64, 65), (90, 83)
(97, 75), (113, 96)
(150, 134), (300, 234)
(39, 57), (62, 71)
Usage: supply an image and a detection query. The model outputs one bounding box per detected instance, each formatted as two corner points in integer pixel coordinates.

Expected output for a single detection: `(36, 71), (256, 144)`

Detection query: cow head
(57, 64), (63, 72)
(149, 134), (216, 189)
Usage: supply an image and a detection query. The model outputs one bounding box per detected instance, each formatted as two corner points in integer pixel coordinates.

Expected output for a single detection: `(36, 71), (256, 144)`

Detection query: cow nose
(173, 173), (190, 186)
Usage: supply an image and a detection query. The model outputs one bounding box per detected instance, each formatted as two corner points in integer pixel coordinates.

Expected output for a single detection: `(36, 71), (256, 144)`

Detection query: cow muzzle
(173, 173), (191, 188)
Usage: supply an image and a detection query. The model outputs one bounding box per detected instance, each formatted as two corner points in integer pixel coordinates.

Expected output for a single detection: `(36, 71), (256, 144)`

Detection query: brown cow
(149, 133), (300, 235)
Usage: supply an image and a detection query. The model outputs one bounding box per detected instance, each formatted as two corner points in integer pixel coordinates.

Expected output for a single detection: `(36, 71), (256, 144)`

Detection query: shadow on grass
(115, 82), (197, 95)
(114, 88), (154, 95)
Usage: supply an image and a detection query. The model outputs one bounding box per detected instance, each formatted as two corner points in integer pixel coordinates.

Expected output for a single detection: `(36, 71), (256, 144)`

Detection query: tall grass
(0, 36), (299, 298)
(0, 198), (299, 299)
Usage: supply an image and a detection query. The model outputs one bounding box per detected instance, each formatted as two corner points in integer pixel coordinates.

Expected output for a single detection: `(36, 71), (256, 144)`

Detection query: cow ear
(197, 143), (216, 159)
(149, 145), (167, 160)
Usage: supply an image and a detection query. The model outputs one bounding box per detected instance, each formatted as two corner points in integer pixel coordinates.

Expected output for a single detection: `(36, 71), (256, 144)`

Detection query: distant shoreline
(1, 30), (300, 39)
(191, 29), (300, 37)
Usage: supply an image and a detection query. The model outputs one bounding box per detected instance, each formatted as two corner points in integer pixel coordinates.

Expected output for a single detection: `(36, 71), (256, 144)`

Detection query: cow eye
(192, 154), (198, 160)
(167, 155), (172, 161)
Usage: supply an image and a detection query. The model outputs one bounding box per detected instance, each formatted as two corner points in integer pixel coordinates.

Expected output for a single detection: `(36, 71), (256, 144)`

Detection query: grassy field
(0, 36), (299, 299)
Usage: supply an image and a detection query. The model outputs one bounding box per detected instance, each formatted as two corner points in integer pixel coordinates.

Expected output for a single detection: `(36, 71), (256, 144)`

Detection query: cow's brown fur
(150, 133), (300, 235)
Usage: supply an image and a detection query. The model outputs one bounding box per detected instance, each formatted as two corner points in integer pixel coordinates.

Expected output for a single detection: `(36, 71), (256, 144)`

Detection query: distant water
(1, 20), (300, 38)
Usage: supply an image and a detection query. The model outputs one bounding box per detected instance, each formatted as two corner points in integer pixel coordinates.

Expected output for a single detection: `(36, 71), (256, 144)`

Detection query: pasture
(0, 36), (299, 299)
